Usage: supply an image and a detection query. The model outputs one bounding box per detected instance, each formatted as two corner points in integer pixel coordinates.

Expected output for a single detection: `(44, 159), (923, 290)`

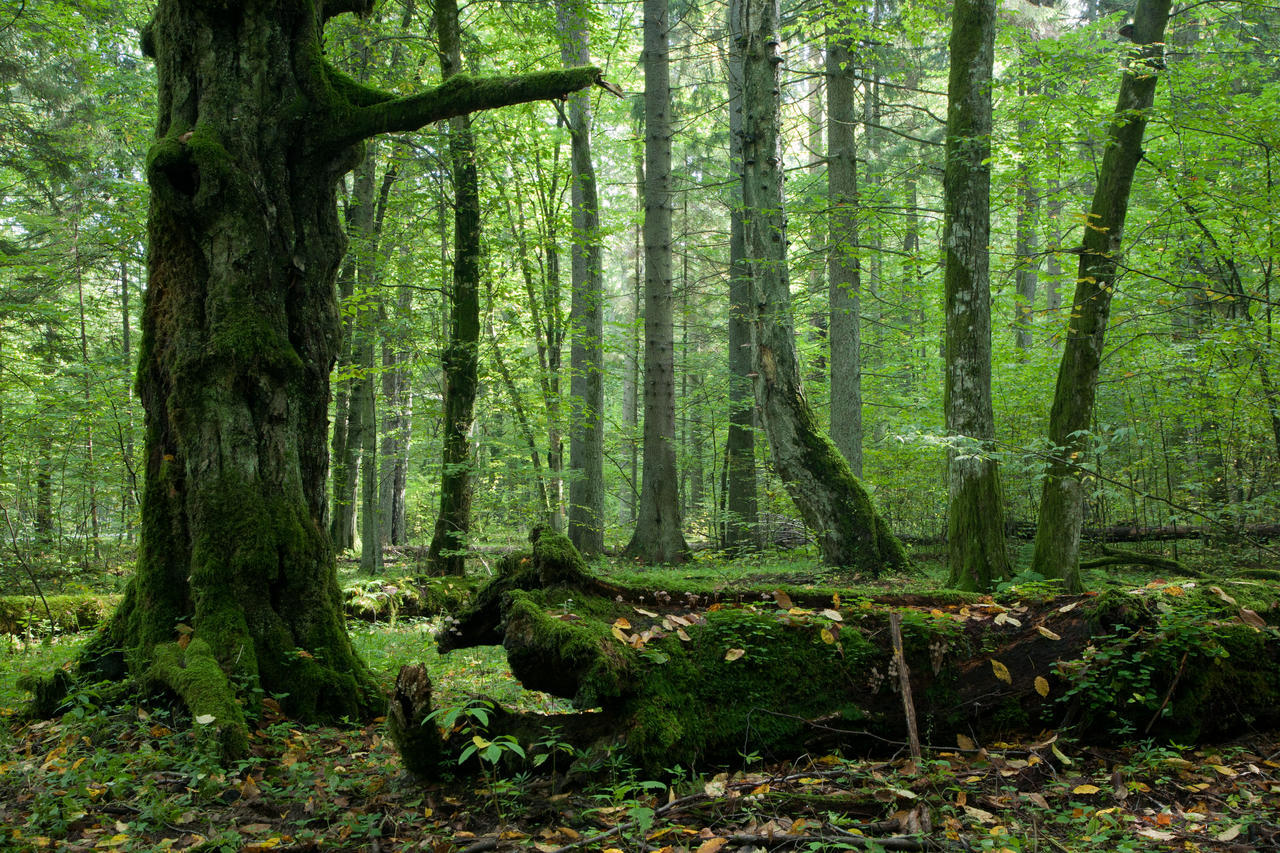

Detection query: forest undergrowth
(1, 547), (1278, 853)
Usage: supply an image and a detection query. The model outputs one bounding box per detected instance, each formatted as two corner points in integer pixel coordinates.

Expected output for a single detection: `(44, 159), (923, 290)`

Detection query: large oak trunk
(69, 0), (600, 757)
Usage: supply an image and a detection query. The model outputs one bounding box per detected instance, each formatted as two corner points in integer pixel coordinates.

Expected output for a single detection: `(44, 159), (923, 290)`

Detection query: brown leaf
(1036, 626), (1062, 641)
(773, 590), (794, 609)
(1034, 676), (1050, 697)
(1240, 608), (1267, 629)
(613, 617), (632, 630)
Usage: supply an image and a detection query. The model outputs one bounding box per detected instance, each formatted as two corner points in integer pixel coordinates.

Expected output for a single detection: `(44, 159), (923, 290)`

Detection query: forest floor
(1, 544), (1279, 852)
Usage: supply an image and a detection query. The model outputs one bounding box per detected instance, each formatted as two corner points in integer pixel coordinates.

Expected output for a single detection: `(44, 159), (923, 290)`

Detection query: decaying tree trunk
(390, 530), (1280, 777)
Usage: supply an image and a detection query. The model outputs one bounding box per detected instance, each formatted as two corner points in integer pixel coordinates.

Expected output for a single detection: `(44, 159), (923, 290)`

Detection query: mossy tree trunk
(426, 0), (482, 577)
(735, 0), (905, 574)
(394, 531), (1280, 776)
(942, 0), (1011, 592)
(1030, 0), (1172, 592)
(625, 0), (690, 565)
(79, 0), (600, 757)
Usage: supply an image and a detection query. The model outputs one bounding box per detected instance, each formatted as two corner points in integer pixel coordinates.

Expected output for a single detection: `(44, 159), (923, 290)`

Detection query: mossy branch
(332, 67), (602, 149)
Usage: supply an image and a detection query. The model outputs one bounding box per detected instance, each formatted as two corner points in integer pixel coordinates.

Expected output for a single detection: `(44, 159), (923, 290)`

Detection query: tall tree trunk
(329, 155), (377, 553)
(119, 257), (138, 540)
(736, 0), (905, 574)
(943, 0), (1011, 592)
(723, 20), (757, 553)
(625, 0), (689, 564)
(427, 0), (482, 577)
(1030, 0), (1173, 592)
(558, 0), (606, 556)
(1013, 79), (1039, 354)
(71, 209), (101, 560)
(75, 0), (599, 758)
(827, 31), (863, 478)
(379, 276), (412, 546)
(624, 103), (645, 527)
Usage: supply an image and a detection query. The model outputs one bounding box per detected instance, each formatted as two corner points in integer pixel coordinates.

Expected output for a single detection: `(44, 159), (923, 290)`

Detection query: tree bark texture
(826, 33), (863, 478)
(558, 0), (606, 557)
(78, 0), (599, 757)
(943, 0), (1011, 592)
(1030, 0), (1173, 592)
(427, 0), (482, 577)
(625, 0), (689, 564)
(735, 0), (905, 574)
(723, 21), (757, 553)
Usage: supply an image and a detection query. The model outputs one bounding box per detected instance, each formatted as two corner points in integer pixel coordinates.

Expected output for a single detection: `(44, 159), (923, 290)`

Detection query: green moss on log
(146, 638), (249, 758)
(0, 594), (121, 637)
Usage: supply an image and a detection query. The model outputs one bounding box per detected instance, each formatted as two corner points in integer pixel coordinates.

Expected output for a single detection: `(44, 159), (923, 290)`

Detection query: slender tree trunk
(827, 31), (863, 478)
(1030, 0), (1173, 591)
(736, 0), (905, 573)
(71, 210), (101, 560)
(1013, 77), (1039, 354)
(74, 0), (598, 758)
(723, 21), (758, 553)
(625, 0), (689, 564)
(943, 0), (1011, 592)
(379, 278), (412, 546)
(558, 0), (605, 556)
(119, 257), (138, 541)
(427, 0), (482, 576)
(624, 104), (645, 527)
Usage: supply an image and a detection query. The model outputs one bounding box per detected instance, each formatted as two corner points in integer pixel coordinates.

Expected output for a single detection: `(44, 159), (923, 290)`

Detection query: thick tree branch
(323, 0), (375, 20)
(333, 67), (602, 149)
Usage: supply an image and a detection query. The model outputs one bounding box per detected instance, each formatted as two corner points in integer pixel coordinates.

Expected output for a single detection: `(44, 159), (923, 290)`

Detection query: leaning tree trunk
(1030, 0), (1173, 592)
(558, 0), (606, 557)
(73, 0), (599, 758)
(427, 0), (482, 577)
(624, 0), (690, 565)
(735, 0), (905, 574)
(943, 0), (1011, 592)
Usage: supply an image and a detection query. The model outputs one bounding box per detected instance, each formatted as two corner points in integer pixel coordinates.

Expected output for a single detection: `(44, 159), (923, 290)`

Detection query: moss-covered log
(391, 531), (1280, 777)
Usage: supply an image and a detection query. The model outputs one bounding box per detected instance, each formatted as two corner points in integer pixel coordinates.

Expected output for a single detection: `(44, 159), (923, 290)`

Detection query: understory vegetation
(3, 545), (1278, 852)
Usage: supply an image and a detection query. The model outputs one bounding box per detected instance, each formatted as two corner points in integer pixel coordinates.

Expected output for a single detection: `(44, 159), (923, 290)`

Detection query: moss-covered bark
(1030, 0), (1173, 592)
(53, 0), (601, 760)
(735, 0), (905, 575)
(392, 534), (1280, 776)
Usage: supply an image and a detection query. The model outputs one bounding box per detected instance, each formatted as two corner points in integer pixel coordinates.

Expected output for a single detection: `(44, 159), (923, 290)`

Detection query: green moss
(146, 639), (249, 759)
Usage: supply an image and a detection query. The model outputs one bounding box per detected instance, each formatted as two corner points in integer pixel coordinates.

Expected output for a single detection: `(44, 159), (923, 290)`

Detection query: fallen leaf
(820, 628), (835, 644)
(1034, 676), (1050, 697)
(194, 714), (216, 725)
(725, 648), (745, 662)
(1137, 828), (1175, 841)
(1210, 586), (1237, 605)
(821, 609), (843, 622)
(773, 590), (794, 609)
(634, 607), (658, 618)
(1036, 626), (1062, 641)
(611, 625), (629, 643)
(991, 660), (1012, 684)
(1216, 825), (1242, 842)
(1240, 608), (1267, 629)
(964, 805), (997, 824)
(1072, 784), (1100, 795)
(957, 733), (977, 751)
(1057, 601), (1079, 613)
(613, 617), (632, 630)
(677, 628), (691, 641)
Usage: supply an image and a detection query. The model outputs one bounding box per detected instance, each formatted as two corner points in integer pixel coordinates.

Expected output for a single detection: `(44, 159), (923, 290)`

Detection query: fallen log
(388, 529), (1280, 777)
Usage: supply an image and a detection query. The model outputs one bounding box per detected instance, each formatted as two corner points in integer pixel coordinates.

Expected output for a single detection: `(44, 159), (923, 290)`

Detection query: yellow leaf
(697, 838), (728, 853)
(725, 648), (745, 662)
(613, 617), (632, 630)
(1057, 601), (1079, 613)
(472, 735), (490, 749)
(1052, 744), (1073, 766)
(820, 628), (835, 644)
(957, 733), (977, 751)
(677, 628), (691, 642)
(1072, 784), (1100, 795)
(1209, 764), (1237, 777)
(1034, 676), (1050, 697)
(611, 625), (629, 643)
(1036, 626), (1061, 641)
(991, 660), (1012, 684)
